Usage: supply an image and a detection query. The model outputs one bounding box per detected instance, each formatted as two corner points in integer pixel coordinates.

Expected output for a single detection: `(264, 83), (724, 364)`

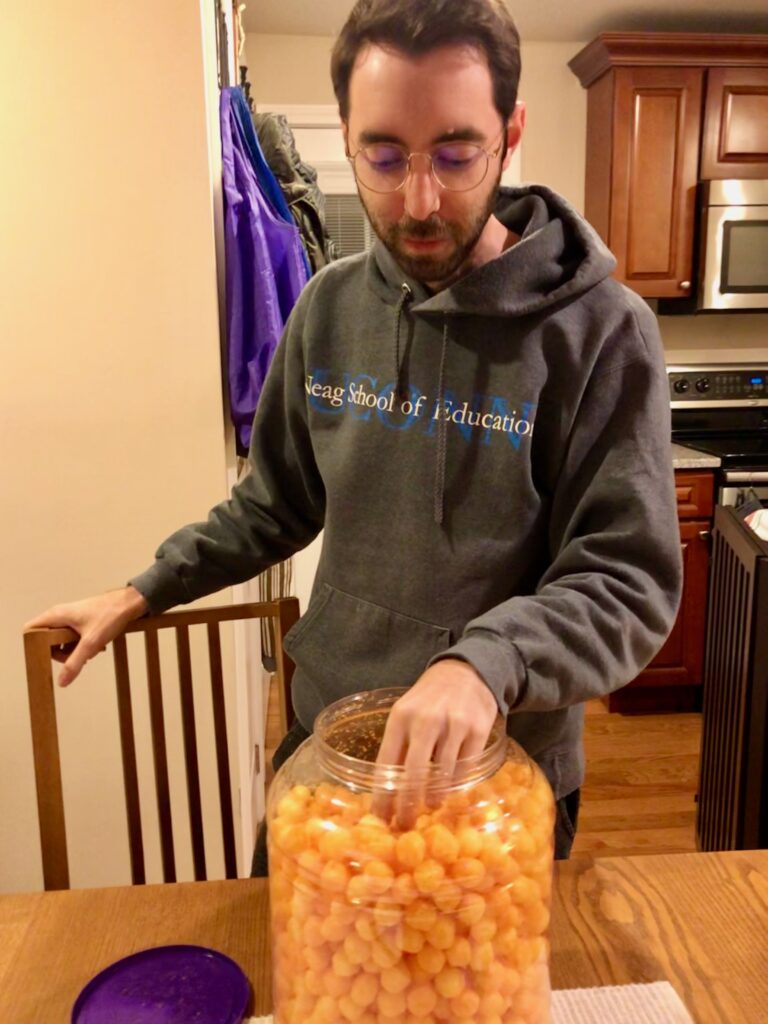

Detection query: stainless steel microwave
(699, 180), (768, 311)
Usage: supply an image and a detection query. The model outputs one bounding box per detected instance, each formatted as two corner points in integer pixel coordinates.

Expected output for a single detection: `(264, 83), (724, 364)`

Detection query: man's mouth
(401, 236), (449, 250)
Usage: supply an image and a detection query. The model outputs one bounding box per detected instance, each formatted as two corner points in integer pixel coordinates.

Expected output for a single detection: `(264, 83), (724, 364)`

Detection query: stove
(668, 363), (768, 505)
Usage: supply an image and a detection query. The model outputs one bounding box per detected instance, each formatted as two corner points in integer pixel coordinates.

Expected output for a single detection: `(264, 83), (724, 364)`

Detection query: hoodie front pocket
(283, 584), (451, 704)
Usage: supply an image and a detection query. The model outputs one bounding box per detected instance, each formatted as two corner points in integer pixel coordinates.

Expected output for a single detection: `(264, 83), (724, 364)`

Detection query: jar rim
(313, 687), (512, 792)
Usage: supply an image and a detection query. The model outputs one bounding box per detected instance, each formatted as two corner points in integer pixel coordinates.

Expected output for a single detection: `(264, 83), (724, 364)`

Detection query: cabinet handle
(680, 281), (691, 290)
(699, 530), (711, 541)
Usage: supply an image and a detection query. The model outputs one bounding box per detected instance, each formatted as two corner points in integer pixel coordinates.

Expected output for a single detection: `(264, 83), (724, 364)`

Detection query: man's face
(343, 43), (520, 288)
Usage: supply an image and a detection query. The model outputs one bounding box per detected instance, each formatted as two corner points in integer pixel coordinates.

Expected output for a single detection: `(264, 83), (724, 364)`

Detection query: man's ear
(501, 101), (526, 170)
(341, 120), (350, 157)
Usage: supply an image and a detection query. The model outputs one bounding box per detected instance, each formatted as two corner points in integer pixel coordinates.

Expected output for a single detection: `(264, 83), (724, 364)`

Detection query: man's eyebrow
(358, 130), (404, 146)
(432, 127), (487, 144)
(356, 127), (488, 147)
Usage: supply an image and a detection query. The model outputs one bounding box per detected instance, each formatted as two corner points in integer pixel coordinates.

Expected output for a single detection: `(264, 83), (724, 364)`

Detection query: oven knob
(673, 379), (690, 394)
(696, 377), (711, 394)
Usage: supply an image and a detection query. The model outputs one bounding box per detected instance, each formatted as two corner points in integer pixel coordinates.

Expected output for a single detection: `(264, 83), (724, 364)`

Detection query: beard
(361, 173), (502, 286)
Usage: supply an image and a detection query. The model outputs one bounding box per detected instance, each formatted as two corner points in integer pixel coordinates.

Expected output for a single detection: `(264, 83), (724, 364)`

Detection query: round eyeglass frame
(347, 130), (507, 194)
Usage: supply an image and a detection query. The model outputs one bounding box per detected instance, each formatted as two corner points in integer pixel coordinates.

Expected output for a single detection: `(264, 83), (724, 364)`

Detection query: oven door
(719, 470), (768, 507)
(699, 180), (768, 311)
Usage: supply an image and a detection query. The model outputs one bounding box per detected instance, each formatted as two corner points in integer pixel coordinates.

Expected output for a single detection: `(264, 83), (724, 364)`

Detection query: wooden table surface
(1, 849), (766, 1023)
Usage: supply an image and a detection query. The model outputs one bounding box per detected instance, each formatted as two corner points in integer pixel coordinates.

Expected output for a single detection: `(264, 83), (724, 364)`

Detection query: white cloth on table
(746, 508), (768, 540)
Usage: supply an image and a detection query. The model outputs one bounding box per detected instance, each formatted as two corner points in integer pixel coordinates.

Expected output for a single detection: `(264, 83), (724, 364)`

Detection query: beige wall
(0, 1), (231, 891)
(245, 32), (768, 363)
(245, 34), (337, 105)
(517, 42), (587, 211)
(658, 312), (768, 364)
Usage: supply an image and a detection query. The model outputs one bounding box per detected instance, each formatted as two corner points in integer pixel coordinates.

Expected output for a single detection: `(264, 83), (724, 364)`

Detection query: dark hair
(331, 0), (521, 124)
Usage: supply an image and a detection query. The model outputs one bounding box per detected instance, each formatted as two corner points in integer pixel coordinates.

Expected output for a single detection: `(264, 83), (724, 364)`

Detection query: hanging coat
(253, 112), (340, 274)
(220, 87), (309, 451)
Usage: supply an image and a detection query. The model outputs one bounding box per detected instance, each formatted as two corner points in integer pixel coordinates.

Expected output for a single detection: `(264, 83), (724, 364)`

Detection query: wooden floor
(572, 698), (701, 858)
(265, 684), (702, 859)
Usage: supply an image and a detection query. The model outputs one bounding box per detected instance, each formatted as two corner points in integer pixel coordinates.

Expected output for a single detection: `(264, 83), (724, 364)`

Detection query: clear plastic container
(267, 688), (554, 1024)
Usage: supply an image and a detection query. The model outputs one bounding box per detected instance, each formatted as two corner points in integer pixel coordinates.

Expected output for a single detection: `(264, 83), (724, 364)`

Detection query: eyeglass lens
(354, 142), (490, 193)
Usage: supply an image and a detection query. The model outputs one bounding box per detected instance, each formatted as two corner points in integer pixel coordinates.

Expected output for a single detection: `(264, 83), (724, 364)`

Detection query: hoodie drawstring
(434, 318), (449, 526)
(394, 283), (412, 401)
(392, 285), (449, 527)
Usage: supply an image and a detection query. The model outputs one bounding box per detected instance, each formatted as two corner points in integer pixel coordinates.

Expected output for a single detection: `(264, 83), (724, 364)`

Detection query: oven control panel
(668, 365), (768, 406)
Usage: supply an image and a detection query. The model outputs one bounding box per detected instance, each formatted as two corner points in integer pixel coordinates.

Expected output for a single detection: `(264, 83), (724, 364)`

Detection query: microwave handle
(723, 471), (768, 484)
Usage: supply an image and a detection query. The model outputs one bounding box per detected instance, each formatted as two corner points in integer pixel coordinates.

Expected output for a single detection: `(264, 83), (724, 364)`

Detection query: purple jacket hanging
(220, 88), (309, 451)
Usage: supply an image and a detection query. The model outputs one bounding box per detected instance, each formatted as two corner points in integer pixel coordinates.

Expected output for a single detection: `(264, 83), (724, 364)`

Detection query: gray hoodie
(131, 185), (682, 800)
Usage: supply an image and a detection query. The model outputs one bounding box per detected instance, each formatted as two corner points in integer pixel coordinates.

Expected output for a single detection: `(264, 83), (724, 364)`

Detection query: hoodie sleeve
(129, 300), (324, 614)
(432, 300), (683, 716)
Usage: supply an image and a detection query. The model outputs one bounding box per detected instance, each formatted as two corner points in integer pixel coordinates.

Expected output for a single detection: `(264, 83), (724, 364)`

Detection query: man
(27, 0), (682, 862)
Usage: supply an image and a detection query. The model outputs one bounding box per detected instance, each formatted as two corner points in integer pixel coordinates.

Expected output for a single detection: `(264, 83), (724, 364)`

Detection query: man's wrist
(121, 585), (149, 617)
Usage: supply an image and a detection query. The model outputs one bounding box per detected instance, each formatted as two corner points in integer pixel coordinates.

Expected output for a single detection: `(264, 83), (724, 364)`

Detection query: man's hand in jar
(374, 659), (499, 827)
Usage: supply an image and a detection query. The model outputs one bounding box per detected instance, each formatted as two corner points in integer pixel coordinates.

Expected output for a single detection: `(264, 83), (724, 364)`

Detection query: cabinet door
(610, 67), (703, 298)
(608, 519), (711, 711)
(643, 519), (710, 686)
(701, 67), (768, 179)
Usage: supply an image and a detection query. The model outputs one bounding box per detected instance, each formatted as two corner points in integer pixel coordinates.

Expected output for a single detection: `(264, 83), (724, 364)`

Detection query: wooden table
(1, 850), (767, 1022)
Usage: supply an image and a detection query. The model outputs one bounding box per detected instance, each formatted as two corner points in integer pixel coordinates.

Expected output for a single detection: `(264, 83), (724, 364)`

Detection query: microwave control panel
(668, 365), (768, 405)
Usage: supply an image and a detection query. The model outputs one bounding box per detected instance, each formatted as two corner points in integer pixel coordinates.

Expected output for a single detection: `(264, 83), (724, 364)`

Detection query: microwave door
(701, 204), (768, 311)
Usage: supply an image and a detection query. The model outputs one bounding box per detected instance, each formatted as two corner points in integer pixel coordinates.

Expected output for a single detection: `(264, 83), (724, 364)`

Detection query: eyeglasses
(348, 132), (506, 194)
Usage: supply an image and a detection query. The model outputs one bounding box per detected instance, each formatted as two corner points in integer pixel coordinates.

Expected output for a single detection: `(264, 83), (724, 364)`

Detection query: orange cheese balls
(434, 966), (464, 999)
(268, 754), (554, 1024)
(416, 944), (446, 975)
(413, 858), (445, 894)
(395, 830), (426, 869)
(404, 899), (438, 933)
(425, 823), (460, 864)
(407, 983), (438, 1017)
(398, 925), (425, 954)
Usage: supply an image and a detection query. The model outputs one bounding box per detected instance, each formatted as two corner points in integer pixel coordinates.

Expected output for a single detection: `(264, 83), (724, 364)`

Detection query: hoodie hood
(367, 183), (617, 317)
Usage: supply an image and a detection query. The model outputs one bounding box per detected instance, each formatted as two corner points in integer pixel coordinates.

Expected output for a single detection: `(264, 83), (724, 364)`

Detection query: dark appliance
(698, 180), (768, 312)
(697, 506), (768, 850)
(669, 364), (768, 849)
(669, 363), (768, 506)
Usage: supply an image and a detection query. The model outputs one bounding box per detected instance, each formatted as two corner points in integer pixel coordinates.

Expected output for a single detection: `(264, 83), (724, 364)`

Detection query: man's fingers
(457, 726), (489, 763)
(58, 649), (87, 687)
(23, 607), (70, 631)
(435, 726), (465, 774)
(428, 727), (463, 805)
(376, 715), (407, 767)
(58, 636), (101, 687)
(372, 716), (408, 823)
(396, 719), (440, 829)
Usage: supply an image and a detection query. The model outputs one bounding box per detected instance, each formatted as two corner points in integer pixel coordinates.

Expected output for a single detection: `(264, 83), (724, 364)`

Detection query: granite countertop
(671, 442), (721, 469)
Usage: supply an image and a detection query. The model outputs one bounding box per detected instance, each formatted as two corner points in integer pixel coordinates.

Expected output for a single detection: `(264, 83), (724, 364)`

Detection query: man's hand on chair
(24, 586), (149, 686)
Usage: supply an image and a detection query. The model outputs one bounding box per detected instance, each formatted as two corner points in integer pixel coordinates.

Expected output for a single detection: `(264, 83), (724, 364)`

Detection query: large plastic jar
(267, 689), (554, 1024)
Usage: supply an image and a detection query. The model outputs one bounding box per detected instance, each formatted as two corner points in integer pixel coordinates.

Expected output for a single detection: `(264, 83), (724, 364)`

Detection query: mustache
(396, 217), (451, 240)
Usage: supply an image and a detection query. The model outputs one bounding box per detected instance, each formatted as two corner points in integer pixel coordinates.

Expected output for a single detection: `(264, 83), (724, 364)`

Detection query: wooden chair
(23, 598), (300, 891)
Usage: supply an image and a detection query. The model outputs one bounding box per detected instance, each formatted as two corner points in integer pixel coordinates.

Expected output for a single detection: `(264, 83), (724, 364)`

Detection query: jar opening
(313, 687), (510, 792)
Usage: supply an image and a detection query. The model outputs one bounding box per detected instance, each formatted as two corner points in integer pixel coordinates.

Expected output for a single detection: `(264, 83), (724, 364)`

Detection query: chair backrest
(23, 598), (300, 891)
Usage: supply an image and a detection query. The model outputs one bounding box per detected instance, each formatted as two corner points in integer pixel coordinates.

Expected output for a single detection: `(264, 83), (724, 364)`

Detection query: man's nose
(403, 155), (441, 221)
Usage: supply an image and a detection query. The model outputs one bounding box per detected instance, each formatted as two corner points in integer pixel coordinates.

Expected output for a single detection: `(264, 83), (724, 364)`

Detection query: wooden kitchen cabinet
(608, 470), (714, 713)
(593, 66), (702, 299)
(701, 67), (768, 179)
(569, 33), (768, 300)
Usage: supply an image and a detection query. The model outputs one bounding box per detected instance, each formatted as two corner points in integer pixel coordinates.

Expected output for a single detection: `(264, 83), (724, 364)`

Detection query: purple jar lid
(71, 944), (251, 1023)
